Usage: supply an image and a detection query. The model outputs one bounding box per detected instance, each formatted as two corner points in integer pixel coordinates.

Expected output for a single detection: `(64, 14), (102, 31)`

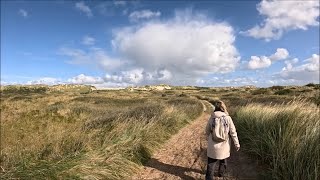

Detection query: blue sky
(1, 0), (319, 88)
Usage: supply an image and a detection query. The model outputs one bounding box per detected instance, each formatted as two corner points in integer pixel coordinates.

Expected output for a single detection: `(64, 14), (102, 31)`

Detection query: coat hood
(212, 111), (228, 118)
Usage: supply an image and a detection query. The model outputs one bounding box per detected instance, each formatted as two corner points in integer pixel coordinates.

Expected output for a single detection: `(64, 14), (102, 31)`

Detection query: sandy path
(132, 101), (260, 180)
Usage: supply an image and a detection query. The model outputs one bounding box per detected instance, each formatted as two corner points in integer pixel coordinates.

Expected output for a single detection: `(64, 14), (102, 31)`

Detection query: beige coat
(205, 111), (240, 159)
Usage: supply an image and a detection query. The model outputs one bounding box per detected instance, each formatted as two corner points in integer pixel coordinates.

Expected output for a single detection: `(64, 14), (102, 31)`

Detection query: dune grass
(2, 84), (318, 179)
(234, 100), (320, 180)
(0, 91), (202, 179)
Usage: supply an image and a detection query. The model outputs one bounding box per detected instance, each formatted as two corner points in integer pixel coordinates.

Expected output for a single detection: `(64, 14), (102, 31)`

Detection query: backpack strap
(220, 115), (229, 133)
(211, 115), (229, 128)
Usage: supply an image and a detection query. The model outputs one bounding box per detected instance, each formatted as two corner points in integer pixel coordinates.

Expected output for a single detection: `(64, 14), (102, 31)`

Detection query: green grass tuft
(235, 100), (320, 180)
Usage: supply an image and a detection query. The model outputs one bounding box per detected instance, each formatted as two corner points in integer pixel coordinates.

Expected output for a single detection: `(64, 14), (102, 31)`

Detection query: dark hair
(214, 106), (223, 112)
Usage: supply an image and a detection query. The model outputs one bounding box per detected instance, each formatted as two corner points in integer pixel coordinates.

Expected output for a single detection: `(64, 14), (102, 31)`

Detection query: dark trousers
(205, 157), (227, 180)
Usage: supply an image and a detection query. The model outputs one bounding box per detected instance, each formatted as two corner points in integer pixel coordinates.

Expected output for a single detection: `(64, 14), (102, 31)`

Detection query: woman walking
(205, 100), (240, 179)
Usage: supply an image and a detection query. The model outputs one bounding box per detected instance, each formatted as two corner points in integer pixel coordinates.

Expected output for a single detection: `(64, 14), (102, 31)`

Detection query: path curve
(132, 101), (260, 180)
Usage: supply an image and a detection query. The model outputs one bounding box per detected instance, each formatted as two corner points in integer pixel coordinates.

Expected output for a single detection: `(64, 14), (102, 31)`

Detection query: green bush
(270, 85), (285, 90)
(2, 86), (48, 94)
(274, 89), (293, 95)
(305, 83), (316, 87)
(251, 88), (270, 95)
(305, 83), (320, 89)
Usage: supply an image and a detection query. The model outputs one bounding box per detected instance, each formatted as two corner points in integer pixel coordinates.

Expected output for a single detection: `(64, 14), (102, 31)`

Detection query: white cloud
(247, 48), (289, 69)
(18, 9), (28, 18)
(280, 54), (320, 82)
(59, 47), (124, 71)
(75, 1), (93, 17)
(129, 9), (161, 22)
(104, 68), (172, 85)
(283, 58), (299, 71)
(19, 74), (128, 88)
(247, 56), (272, 70)
(269, 48), (289, 61)
(196, 76), (258, 87)
(154, 69), (172, 81)
(113, 10), (240, 80)
(1, 80), (9, 85)
(1, 81), (19, 85)
(105, 69), (144, 84)
(61, 10), (240, 86)
(82, 36), (95, 45)
(114, 0), (126, 6)
(242, 0), (319, 41)
(27, 77), (60, 85)
(68, 74), (104, 84)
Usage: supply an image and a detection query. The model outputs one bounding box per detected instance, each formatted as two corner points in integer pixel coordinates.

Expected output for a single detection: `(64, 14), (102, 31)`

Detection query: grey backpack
(211, 115), (229, 142)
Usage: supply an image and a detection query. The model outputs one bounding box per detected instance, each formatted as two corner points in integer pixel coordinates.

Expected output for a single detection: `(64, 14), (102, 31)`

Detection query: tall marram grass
(235, 100), (320, 180)
(1, 92), (202, 179)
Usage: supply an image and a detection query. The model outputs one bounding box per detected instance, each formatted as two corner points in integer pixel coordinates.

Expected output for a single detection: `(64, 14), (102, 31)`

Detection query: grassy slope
(1, 90), (202, 179)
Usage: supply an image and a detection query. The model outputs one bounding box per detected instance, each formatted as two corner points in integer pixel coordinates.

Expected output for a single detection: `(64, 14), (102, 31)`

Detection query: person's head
(213, 100), (229, 115)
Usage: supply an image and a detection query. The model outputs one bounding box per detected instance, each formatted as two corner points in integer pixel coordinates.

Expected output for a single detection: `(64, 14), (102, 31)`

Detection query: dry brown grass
(1, 84), (318, 179)
(235, 100), (320, 179)
(0, 90), (202, 179)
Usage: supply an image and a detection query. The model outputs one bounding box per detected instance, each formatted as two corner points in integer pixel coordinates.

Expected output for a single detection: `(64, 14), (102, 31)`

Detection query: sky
(1, 0), (319, 88)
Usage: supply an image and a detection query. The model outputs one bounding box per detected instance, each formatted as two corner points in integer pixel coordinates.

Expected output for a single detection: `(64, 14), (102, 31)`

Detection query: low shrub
(251, 88), (270, 95)
(274, 89), (293, 95)
(269, 85), (285, 90)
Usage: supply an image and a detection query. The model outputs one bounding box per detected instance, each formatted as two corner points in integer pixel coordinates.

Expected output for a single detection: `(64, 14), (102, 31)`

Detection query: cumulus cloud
(283, 58), (299, 71)
(82, 36), (95, 45)
(113, 11), (240, 78)
(247, 56), (272, 70)
(247, 48), (289, 69)
(75, 1), (93, 17)
(59, 47), (124, 71)
(18, 9), (28, 18)
(61, 10), (240, 86)
(129, 9), (161, 22)
(27, 77), (60, 85)
(153, 69), (172, 81)
(242, 0), (320, 41)
(280, 54), (319, 82)
(269, 48), (289, 61)
(105, 69), (144, 84)
(68, 74), (104, 84)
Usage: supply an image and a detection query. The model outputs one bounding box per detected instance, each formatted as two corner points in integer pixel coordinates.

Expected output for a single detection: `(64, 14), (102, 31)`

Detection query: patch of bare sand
(132, 102), (261, 180)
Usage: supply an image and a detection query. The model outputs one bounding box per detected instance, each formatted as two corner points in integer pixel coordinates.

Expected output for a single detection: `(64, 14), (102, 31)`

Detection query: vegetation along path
(132, 101), (260, 180)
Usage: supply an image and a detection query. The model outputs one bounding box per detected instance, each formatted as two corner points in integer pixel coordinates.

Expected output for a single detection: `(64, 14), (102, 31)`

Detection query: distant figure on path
(205, 100), (240, 179)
